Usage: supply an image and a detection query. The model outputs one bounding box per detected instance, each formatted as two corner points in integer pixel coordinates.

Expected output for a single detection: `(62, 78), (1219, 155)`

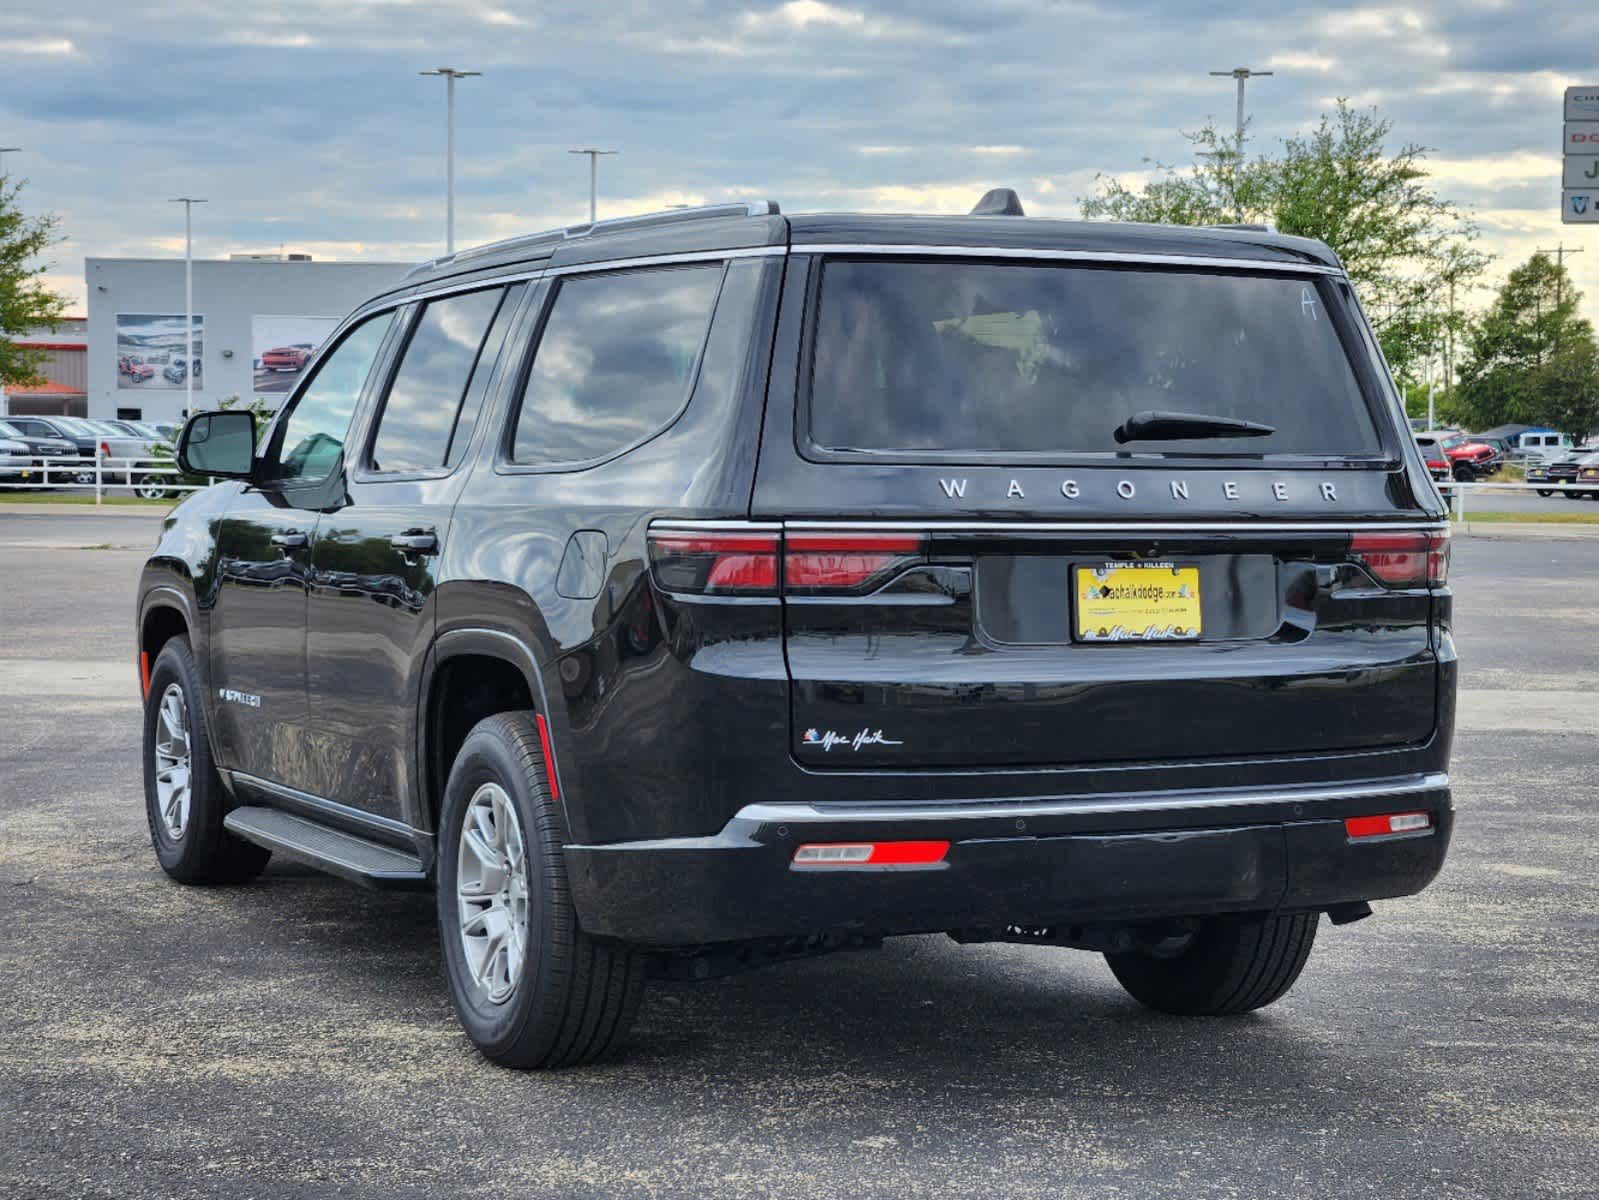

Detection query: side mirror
(177, 410), (256, 479)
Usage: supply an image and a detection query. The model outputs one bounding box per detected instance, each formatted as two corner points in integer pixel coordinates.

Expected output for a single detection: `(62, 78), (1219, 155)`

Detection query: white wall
(85, 258), (412, 424)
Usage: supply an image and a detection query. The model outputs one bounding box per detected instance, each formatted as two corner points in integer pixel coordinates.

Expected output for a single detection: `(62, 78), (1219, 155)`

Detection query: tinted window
(369, 288), (506, 472)
(271, 313), (393, 483)
(512, 264), (723, 466)
(809, 260), (1380, 458)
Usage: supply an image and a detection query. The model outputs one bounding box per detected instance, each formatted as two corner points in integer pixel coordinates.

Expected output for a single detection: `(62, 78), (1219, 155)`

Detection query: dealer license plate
(1074, 562), (1202, 642)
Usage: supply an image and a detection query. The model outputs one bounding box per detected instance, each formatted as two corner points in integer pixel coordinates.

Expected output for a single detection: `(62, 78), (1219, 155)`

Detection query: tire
(1451, 463), (1474, 483)
(1536, 489), (1552, 497)
(436, 712), (645, 1069)
(135, 475), (172, 501)
(1106, 912), (1318, 1016)
(142, 637), (271, 885)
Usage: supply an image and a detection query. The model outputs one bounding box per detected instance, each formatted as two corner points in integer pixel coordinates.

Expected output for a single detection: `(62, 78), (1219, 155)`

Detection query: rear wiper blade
(1113, 410), (1276, 444)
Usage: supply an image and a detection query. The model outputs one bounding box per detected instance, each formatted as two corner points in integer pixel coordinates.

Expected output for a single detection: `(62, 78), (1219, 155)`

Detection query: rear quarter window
(510, 263), (725, 468)
(806, 258), (1385, 461)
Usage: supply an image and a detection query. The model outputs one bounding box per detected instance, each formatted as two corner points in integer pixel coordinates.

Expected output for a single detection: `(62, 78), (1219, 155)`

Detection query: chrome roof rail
(405, 200), (781, 279)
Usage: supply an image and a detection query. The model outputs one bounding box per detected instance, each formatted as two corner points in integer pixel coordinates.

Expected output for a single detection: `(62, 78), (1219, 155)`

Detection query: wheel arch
(138, 584), (198, 695)
(419, 628), (557, 837)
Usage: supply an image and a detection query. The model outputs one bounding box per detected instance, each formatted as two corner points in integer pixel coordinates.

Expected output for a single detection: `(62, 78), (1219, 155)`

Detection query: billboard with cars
(251, 315), (339, 395)
(115, 313), (204, 390)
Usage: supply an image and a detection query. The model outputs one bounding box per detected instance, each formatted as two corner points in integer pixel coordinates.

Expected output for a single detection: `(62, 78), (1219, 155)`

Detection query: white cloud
(967, 145), (1028, 157)
(1267, 50), (1337, 73)
(4, 36), (75, 55)
(1314, 7), (1424, 38)
(222, 30), (318, 48)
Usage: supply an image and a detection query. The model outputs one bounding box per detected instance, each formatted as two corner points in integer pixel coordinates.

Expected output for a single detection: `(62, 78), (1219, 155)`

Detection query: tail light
(784, 532), (926, 594)
(1349, 529), (1449, 588)
(649, 527), (928, 596)
(99, 441), (112, 459)
(647, 529), (779, 595)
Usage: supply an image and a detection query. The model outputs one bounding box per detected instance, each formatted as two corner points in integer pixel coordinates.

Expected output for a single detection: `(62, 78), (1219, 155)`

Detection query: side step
(223, 806), (428, 890)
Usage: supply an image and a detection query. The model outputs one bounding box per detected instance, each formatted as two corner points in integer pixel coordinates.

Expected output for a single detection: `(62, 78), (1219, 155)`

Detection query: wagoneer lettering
(138, 193), (1454, 1070)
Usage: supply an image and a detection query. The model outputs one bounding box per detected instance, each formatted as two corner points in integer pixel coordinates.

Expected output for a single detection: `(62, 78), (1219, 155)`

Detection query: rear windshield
(808, 259), (1383, 459)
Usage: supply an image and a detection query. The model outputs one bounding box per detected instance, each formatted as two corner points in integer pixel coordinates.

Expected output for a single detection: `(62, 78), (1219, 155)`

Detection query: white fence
(0, 455), (207, 502)
(1437, 477), (1599, 522)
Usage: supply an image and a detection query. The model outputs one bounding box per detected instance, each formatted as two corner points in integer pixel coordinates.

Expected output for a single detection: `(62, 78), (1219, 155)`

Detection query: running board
(223, 806), (428, 890)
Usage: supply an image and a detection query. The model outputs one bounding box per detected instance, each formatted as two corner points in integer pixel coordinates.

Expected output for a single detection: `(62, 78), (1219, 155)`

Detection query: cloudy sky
(0, 1), (1589, 319)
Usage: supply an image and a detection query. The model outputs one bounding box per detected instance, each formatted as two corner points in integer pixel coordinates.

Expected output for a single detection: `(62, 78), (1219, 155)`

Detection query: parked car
(260, 345), (313, 372)
(0, 418), (79, 472)
(1517, 431), (1574, 462)
(1415, 431), (1496, 481)
(142, 195), (1455, 1068)
(162, 363), (189, 384)
(1526, 446), (1599, 496)
(0, 434), (36, 481)
(1574, 454), (1599, 500)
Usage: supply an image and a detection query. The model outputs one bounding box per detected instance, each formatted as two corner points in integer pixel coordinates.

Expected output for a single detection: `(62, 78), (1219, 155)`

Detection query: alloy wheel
(152, 682), (192, 840)
(456, 782), (531, 1005)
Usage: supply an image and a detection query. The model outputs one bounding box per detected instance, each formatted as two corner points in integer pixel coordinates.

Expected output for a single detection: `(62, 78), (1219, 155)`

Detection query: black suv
(138, 195), (1455, 1068)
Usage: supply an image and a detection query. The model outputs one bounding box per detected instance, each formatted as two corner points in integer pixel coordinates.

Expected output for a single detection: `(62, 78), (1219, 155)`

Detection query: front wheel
(1536, 489), (1553, 497)
(436, 712), (645, 1068)
(134, 475), (172, 501)
(142, 637), (271, 885)
(1106, 912), (1318, 1016)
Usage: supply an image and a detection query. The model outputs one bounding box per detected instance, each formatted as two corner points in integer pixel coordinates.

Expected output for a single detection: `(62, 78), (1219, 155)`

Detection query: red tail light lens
(1349, 529), (1449, 588)
(99, 441), (112, 459)
(647, 530), (779, 595)
(784, 532), (926, 594)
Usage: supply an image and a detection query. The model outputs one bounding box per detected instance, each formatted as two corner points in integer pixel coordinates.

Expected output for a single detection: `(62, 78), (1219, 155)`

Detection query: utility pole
(1208, 67), (1273, 151)
(0, 147), (19, 175)
(169, 198), (207, 417)
(420, 68), (481, 254)
(568, 148), (617, 223)
(1537, 243), (1583, 312)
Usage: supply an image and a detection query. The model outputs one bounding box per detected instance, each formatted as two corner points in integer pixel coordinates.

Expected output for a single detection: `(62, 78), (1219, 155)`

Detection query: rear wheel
(1536, 489), (1553, 497)
(1106, 912), (1318, 1016)
(1451, 463), (1475, 483)
(436, 712), (645, 1068)
(142, 637), (271, 885)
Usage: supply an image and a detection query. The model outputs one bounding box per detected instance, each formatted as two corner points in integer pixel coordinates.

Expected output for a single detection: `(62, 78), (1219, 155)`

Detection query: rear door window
(807, 259), (1383, 460)
(367, 286), (510, 473)
(510, 264), (724, 468)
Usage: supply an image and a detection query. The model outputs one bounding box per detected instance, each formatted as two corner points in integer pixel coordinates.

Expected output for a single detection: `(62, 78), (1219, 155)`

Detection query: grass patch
(1455, 509), (1599, 525)
(0, 492), (175, 507)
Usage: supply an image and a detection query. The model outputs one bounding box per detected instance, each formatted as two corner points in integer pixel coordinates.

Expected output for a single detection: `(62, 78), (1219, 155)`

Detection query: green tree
(1081, 101), (1489, 380)
(1454, 253), (1599, 439)
(0, 173), (68, 385)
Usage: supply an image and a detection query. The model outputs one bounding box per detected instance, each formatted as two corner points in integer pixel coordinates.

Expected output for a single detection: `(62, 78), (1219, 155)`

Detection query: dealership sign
(1563, 88), (1599, 223)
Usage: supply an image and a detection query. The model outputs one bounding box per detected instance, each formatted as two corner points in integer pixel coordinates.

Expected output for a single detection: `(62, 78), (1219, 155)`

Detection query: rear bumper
(566, 773), (1453, 945)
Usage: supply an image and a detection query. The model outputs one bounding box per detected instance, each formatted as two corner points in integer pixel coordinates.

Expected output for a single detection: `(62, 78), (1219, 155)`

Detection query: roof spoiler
(970, 188), (1025, 217)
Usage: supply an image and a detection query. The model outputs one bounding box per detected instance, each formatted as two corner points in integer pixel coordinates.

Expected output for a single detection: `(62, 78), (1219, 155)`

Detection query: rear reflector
(793, 840), (949, 867)
(1349, 529), (1450, 588)
(647, 531), (779, 595)
(1345, 811), (1431, 839)
(784, 531), (926, 594)
(534, 713), (560, 803)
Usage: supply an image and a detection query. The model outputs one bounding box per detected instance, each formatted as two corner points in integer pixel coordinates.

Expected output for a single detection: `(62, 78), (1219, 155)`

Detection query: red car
(260, 345), (313, 371)
(1415, 431), (1497, 481)
(119, 356), (155, 382)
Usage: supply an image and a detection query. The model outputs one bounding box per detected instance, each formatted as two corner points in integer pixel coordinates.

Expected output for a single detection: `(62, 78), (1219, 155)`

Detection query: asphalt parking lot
(0, 510), (1595, 1199)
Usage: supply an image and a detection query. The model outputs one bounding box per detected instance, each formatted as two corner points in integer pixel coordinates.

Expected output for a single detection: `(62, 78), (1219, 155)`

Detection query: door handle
(269, 530), (308, 551)
(390, 530), (439, 555)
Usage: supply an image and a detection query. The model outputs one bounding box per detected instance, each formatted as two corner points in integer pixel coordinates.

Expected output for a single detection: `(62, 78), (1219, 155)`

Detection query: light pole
(1208, 67), (1273, 151)
(169, 198), (206, 417)
(0, 147), (19, 176)
(420, 67), (481, 254)
(568, 148), (617, 223)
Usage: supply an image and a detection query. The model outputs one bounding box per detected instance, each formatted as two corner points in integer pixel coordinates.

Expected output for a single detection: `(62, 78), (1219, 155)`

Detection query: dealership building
(84, 254), (413, 425)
